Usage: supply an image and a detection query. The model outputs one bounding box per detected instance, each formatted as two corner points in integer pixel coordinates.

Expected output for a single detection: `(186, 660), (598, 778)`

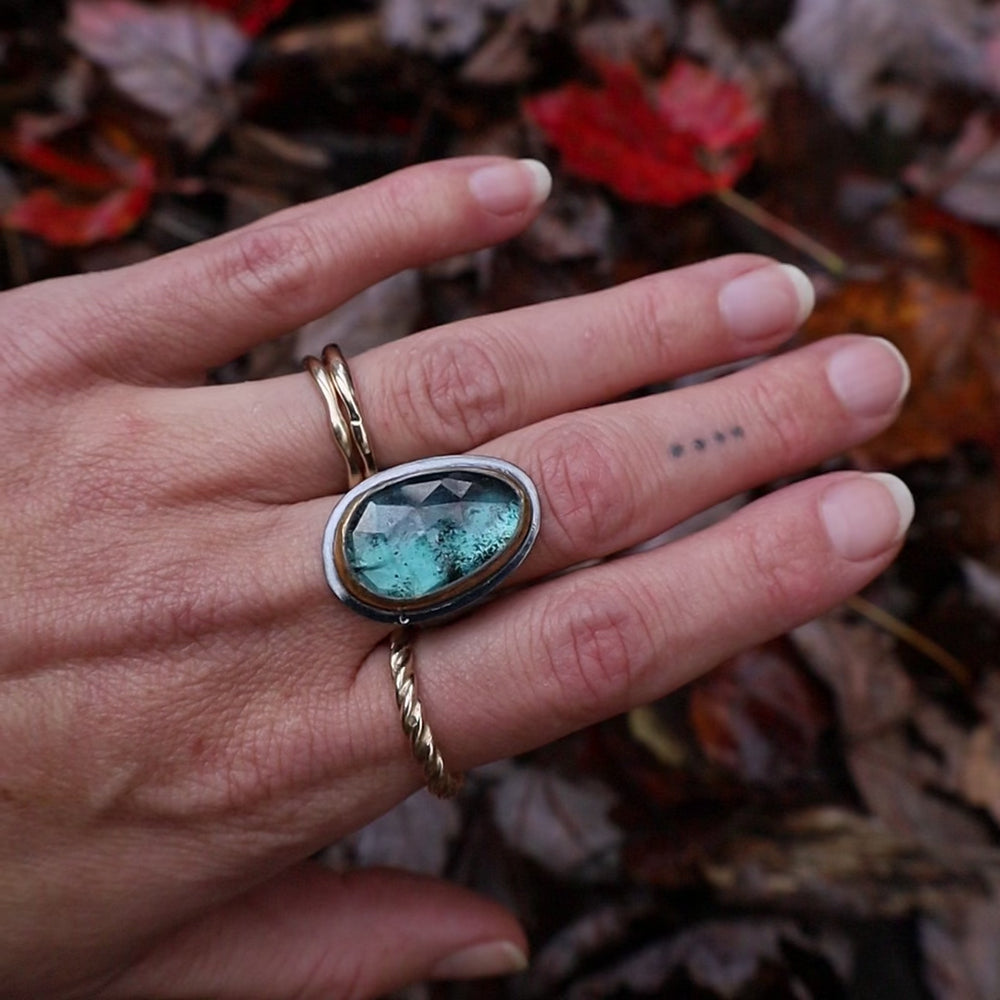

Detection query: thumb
(104, 863), (528, 999)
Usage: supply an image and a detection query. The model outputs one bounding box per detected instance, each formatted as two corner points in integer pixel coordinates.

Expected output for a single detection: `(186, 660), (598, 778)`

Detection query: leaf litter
(6, 1), (1000, 996)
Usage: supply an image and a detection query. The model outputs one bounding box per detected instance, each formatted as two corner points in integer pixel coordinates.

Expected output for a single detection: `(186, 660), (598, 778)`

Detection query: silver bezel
(323, 454), (541, 625)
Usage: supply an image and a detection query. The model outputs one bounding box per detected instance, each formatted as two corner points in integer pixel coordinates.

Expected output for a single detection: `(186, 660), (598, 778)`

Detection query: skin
(0, 157), (909, 999)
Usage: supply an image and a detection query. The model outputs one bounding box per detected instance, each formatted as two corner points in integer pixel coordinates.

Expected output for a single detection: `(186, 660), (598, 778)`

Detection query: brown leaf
(921, 881), (1000, 1000)
(802, 270), (1000, 467)
(792, 615), (915, 739)
(688, 640), (831, 786)
(560, 917), (851, 999)
(490, 765), (623, 878)
(705, 807), (995, 919)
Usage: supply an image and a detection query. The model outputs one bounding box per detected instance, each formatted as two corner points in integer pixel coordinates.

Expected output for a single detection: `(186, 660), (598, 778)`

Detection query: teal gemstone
(343, 471), (524, 601)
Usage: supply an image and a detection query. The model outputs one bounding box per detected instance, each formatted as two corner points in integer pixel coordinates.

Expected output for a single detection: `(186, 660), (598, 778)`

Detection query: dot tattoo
(669, 426), (746, 458)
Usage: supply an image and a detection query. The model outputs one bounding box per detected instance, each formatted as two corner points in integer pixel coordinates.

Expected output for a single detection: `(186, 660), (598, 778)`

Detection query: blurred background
(3, 1), (1000, 997)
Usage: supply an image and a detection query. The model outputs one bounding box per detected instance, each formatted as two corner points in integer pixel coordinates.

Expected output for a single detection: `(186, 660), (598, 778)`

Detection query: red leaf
(194, 0), (295, 35)
(5, 156), (154, 246)
(3, 137), (122, 189)
(524, 59), (762, 207)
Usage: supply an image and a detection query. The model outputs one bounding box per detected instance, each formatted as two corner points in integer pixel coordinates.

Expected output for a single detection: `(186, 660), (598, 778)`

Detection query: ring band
(390, 628), (463, 798)
(305, 344), (377, 488)
(304, 343), (473, 798)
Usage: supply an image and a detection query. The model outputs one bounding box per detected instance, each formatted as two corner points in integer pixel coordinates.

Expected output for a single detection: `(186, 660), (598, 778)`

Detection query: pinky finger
(375, 471), (915, 770)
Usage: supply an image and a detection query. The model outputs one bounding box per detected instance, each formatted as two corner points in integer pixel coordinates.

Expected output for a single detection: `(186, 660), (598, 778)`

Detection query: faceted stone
(343, 470), (524, 601)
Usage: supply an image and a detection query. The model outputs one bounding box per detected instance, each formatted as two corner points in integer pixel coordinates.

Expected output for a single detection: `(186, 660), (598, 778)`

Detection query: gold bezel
(332, 467), (532, 617)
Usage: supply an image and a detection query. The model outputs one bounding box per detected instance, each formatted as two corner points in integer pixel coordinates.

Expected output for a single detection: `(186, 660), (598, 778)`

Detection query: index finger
(11, 157), (552, 385)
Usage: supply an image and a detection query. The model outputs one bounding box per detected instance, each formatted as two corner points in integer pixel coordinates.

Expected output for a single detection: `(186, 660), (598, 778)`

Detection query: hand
(0, 156), (911, 998)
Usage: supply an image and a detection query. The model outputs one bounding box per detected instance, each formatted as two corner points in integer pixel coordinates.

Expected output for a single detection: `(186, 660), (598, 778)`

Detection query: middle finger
(144, 255), (813, 503)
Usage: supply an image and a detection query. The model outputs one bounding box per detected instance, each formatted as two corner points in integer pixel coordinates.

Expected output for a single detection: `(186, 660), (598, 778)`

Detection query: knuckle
(398, 334), (511, 449)
(364, 171), (427, 245)
(534, 583), (650, 720)
(736, 516), (823, 613)
(213, 221), (325, 316)
(619, 277), (674, 362)
(535, 420), (630, 554)
(741, 372), (812, 458)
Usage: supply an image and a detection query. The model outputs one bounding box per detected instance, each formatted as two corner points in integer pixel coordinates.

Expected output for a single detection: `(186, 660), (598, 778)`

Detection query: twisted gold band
(390, 628), (463, 798)
(304, 343), (463, 798)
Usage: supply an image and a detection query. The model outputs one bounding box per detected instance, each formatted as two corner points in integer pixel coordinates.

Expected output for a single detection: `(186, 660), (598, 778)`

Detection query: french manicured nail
(468, 159), (552, 215)
(826, 337), (911, 417)
(431, 941), (529, 981)
(821, 473), (914, 561)
(718, 263), (815, 342)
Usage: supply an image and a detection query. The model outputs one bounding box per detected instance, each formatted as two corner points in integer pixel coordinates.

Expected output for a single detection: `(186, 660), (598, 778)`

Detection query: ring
(304, 344), (541, 797)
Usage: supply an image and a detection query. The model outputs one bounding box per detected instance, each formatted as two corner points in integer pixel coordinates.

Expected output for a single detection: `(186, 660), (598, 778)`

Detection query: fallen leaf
(921, 881), (1000, 1000)
(782, 0), (1000, 131)
(321, 789), (461, 876)
(193, 0), (295, 36)
(562, 918), (851, 999)
(524, 899), (657, 997)
(792, 616), (915, 739)
(67, 0), (249, 150)
(524, 57), (762, 207)
(5, 182), (152, 245)
(705, 806), (995, 918)
(381, 0), (520, 58)
(905, 198), (1000, 314)
(3, 140), (155, 246)
(688, 640), (831, 787)
(801, 270), (1000, 467)
(490, 766), (623, 878)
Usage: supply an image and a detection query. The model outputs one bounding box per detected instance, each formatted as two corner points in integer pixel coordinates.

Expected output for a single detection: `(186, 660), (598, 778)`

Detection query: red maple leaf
(2, 127), (155, 246)
(193, 0), (295, 35)
(524, 59), (763, 207)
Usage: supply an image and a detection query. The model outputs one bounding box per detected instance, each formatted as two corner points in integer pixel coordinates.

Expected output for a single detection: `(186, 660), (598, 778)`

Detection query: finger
(272, 332), (907, 623)
(104, 864), (527, 1000)
(149, 255), (815, 501)
(344, 470), (913, 783)
(488, 333), (909, 579)
(22, 157), (552, 384)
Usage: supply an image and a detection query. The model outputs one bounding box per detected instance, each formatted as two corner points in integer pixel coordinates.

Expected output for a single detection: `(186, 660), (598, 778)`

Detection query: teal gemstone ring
(305, 343), (536, 796)
(323, 454), (540, 625)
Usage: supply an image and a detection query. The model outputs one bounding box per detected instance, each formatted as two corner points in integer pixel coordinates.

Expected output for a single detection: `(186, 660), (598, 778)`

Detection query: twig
(714, 187), (848, 277)
(846, 593), (973, 689)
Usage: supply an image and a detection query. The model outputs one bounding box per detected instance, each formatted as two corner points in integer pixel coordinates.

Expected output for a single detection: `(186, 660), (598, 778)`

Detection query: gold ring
(305, 344), (543, 797)
(304, 344), (377, 488)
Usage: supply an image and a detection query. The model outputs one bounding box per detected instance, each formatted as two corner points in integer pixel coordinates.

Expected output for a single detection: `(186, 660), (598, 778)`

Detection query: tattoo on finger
(669, 425), (744, 459)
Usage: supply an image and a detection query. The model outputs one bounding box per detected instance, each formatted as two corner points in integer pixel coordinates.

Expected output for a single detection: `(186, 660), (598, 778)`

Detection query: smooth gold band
(304, 344), (377, 488)
(304, 343), (463, 798)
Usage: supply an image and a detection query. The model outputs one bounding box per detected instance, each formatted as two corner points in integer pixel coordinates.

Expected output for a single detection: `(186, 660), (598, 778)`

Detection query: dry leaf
(782, 0), (1000, 130)
(688, 641), (830, 787)
(490, 766), (623, 878)
(67, 0), (249, 150)
(802, 271), (1000, 467)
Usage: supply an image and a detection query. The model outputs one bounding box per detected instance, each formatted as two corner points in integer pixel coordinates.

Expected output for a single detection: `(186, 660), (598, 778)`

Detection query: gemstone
(342, 470), (525, 602)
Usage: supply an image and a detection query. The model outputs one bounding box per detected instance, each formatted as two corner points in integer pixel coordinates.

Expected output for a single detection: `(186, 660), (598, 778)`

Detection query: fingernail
(431, 941), (529, 980)
(468, 159), (552, 215)
(826, 337), (911, 417)
(718, 263), (815, 342)
(821, 473), (914, 561)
